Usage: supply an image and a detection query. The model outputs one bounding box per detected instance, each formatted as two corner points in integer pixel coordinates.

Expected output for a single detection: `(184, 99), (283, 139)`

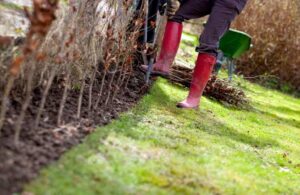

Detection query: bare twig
(34, 67), (56, 129)
(57, 70), (71, 126)
(14, 62), (36, 145)
(0, 76), (15, 133)
(76, 71), (87, 118)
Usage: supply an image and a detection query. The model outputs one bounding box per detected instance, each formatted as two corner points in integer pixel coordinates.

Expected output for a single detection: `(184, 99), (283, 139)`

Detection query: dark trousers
(136, 0), (160, 43)
(171, 0), (248, 57)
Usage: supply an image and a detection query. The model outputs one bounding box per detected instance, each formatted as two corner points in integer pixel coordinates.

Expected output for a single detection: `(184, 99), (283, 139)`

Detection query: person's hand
(166, 0), (180, 18)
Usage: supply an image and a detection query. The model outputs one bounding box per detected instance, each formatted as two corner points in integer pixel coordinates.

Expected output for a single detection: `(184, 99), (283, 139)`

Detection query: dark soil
(0, 66), (149, 195)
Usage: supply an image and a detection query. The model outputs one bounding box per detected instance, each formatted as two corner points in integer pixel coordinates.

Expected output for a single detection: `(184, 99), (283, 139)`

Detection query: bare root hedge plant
(0, 0), (145, 145)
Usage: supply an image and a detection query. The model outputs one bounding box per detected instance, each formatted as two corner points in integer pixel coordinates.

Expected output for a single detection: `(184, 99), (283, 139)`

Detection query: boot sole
(176, 103), (199, 110)
(139, 66), (170, 79)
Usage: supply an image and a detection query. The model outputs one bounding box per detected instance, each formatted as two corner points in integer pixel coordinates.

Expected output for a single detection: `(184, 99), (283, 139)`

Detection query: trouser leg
(136, 0), (160, 43)
(171, 0), (213, 23)
(176, 0), (243, 109)
(147, 0), (160, 43)
(197, 0), (240, 57)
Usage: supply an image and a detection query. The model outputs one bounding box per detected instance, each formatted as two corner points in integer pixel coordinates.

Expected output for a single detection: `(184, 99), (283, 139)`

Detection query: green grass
(25, 77), (300, 194)
(25, 33), (300, 195)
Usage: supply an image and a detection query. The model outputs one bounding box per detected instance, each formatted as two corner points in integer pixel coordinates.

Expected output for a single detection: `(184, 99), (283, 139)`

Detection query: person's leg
(196, 0), (240, 57)
(147, 0), (160, 43)
(177, 0), (240, 109)
(136, 0), (160, 43)
(171, 0), (213, 22)
(142, 0), (212, 76)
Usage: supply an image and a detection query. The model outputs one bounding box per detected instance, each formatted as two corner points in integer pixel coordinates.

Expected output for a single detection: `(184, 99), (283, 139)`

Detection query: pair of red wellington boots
(142, 21), (216, 109)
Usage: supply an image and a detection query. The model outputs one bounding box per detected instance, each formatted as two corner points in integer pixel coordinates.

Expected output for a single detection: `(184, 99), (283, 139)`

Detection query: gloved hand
(166, 0), (180, 18)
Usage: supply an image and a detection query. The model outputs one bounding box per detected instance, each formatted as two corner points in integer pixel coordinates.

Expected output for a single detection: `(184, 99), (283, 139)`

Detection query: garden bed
(0, 66), (148, 195)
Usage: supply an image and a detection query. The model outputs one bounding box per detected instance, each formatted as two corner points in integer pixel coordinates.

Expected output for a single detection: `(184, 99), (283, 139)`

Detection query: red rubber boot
(177, 53), (216, 109)
(141, 21), (183, 77)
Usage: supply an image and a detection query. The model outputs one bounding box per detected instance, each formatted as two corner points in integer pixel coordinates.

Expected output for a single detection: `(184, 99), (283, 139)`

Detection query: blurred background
(183, 0), (300, 96)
